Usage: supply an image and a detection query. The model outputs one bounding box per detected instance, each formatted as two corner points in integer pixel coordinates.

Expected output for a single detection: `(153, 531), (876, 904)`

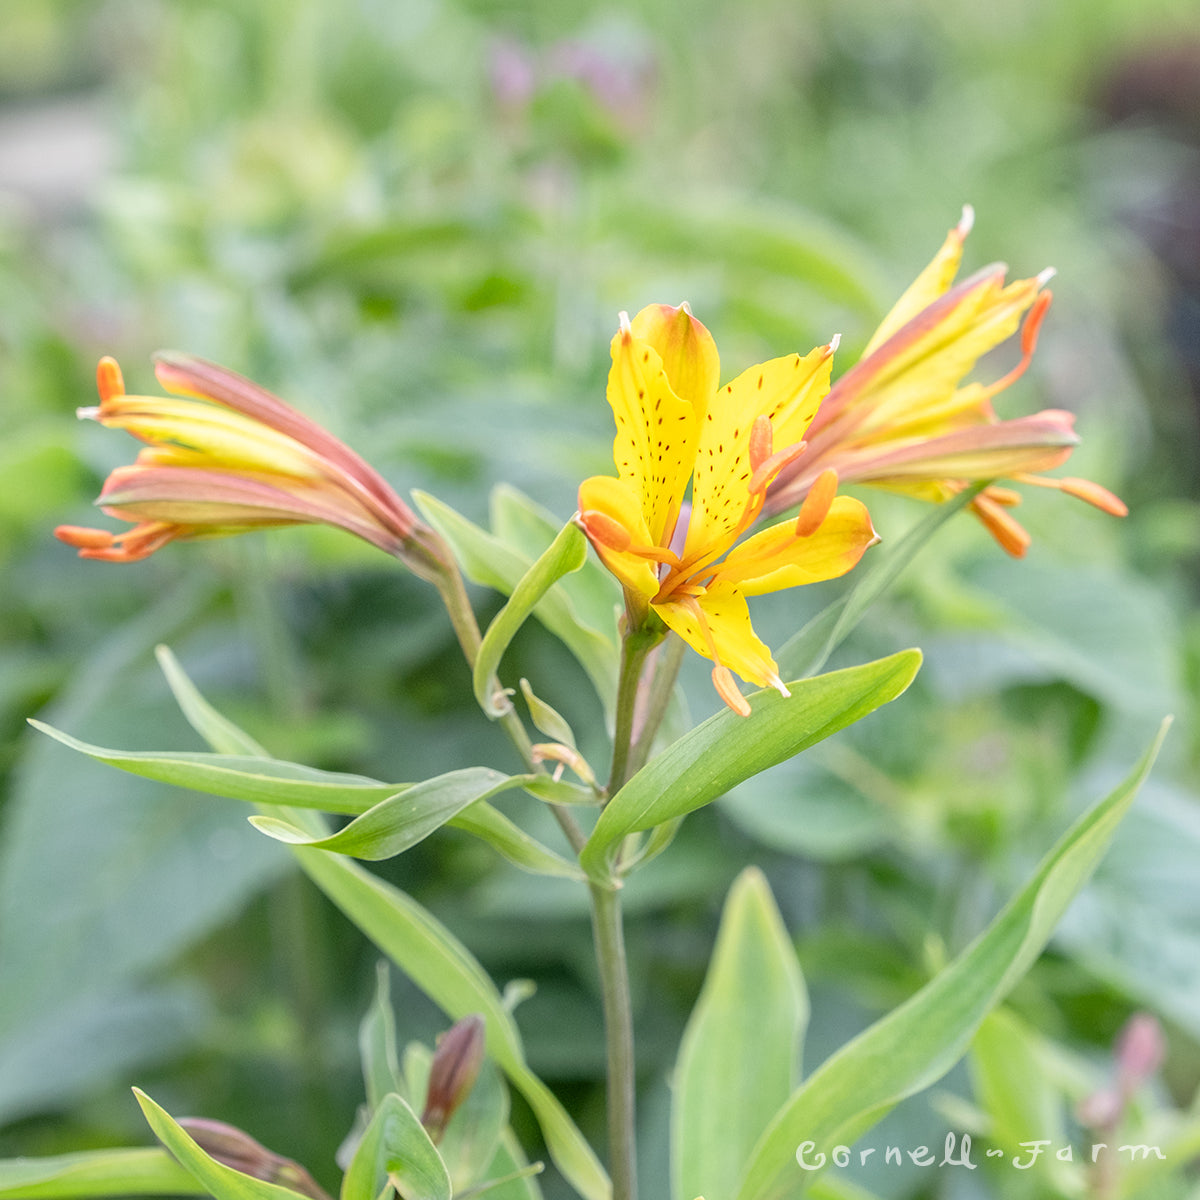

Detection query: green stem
(625, 633), (685, 780)
(431, 558), (586, 853)
(607, 630), (657, 797)
(589, 880), (637, 1200)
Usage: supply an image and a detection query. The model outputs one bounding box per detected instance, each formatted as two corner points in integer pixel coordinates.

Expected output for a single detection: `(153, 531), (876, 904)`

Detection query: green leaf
(134, 1090), (308, 1200)
(30, 721), (401, 815)
(0, 1148), (203, 1198)
(155, 645), (270, 756)
(447, 804), (586, 881)
(473, 522), (588, 717)
(413, 491), (617, 708)
(733, 719), (1171, 1200)
(250, 768), (523, 859)
(289, 835), (608, 1200)
(581, 651), (921, 880)
(341, 1093), (450, 1200)
(360, 963), (404, 1114)
(673, 868), (808, 1200)
(776, 485), (983, 680)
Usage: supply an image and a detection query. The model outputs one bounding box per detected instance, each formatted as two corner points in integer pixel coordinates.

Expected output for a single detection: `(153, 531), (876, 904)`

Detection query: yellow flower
(56, 353), (445, 577)
(764, 208), (1127, 556)
(577, 304), (877, 716)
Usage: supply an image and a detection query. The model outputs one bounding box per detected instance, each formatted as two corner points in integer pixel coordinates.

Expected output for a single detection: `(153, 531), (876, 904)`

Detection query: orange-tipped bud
(421, 1014), (487, 1143)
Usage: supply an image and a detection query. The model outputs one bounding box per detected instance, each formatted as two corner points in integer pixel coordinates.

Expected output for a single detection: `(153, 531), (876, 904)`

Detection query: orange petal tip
(712, 666), (752, 717)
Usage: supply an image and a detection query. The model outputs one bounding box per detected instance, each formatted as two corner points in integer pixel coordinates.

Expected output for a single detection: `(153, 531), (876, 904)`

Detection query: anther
(794, 468), (839, 537)
(96, 356), (125, 405)
(748, 415), (773, 472)
(711, 666), (751, 717)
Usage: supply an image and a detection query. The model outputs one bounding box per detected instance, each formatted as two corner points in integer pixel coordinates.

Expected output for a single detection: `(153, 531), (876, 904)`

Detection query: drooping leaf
(473, 522), (588, 717)
(30, 722), (400, 814)
(673, 868), (808, 1200)
(733, 720), (1170, 1200)
(250, 768), (523, 859)
(0, 1148), (203, 1198)
(581, 651), (921, 880)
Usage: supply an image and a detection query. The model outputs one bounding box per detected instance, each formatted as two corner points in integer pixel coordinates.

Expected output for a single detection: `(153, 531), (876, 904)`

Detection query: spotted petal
(713, 496), (877, 596)
(683, 344), (835, 564)
(606, 324), (699, 547)
(655, 581), (780, 690)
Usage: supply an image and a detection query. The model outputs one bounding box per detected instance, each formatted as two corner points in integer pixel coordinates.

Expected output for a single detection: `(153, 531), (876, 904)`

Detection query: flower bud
(177, 1117), (332, 1200)
(420, 1014), (487, 1143)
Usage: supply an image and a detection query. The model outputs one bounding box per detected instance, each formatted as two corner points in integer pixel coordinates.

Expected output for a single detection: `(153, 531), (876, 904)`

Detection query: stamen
(972, 493), (1031, 558)
(747, 439), (808, 494)
(982, 290), (1052, 399)
(579, 512), (682, 565)
(1016, 474), (1128, 516)
(794, 468), (839, 537)
(1058, 477), (1128, 516)
(55, 525), (117, 550)
(711, 666), (751, 717)
(96, 356), (125, 405)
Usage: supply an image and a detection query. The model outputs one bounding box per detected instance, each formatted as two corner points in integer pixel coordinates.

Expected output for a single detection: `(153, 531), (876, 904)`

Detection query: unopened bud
(177, 1118), (332, 1200)
(1116, 1012), (1165, 1095)
(421, 1014), (486, 1142)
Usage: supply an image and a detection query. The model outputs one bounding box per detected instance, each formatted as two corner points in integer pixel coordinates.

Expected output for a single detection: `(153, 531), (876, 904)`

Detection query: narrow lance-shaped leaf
(134, 1090), (315, 1200)
(250, 768), (525, 860)
(473, 522), (588, 717)
(29, 721), (402, 815)
(154, 644), (269, 756)
(0, 1148), (204, 1199)
(776, 484), (983, 680)
(581, 651), (921, 881)
(734, 719), (1171, 1200)
(673, 868), (808, 1200)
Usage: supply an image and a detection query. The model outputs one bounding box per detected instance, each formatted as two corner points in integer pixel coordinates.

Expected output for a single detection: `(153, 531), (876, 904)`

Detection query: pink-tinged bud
(177, 1117), (333, 1200)
(420, 1014), (487, 1143)
(1116, 1012), (1165, 1094)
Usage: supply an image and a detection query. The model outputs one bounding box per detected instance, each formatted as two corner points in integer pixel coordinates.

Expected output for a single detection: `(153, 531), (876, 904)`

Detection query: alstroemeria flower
(764, 208), (1127, 556)
(577, 304), (877, 716)
(56, 353), (445, 577)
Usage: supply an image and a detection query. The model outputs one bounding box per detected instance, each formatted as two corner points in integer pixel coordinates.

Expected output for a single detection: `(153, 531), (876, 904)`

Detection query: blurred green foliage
(2, 0), (1199, 1197)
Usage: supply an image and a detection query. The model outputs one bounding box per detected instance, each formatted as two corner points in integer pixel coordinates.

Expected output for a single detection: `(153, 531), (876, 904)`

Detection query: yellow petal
(654, 581), (781, 689)
(607, 322), (699, 546)
(577, 474), (661, 599)
(683, 344), (834, 564)
(629, 303), (720, 420)
(862, 206), (972, 355)
(713, 496), (877, 596)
